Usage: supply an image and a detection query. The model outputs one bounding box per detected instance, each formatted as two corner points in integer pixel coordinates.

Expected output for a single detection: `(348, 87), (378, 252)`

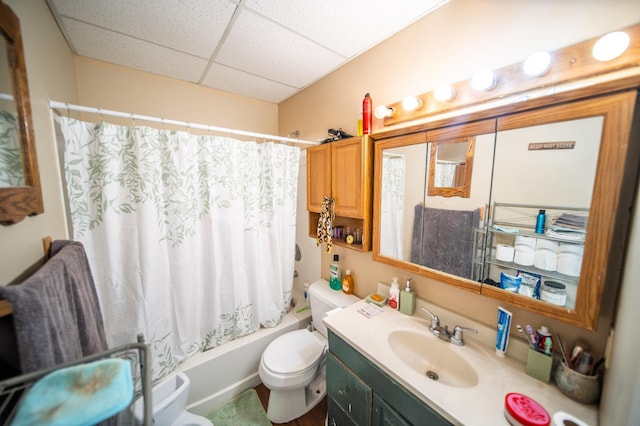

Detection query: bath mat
(206, 389), (271, 426)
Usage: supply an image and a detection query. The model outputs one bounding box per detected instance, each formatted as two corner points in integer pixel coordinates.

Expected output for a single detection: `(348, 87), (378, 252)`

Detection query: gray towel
(0, 240), (108, 373)
(411, 205), (480, 279)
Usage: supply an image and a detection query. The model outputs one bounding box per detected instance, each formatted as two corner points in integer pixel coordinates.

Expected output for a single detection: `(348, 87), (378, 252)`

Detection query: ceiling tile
(245, 0), (448, 57)
(60, 17), (208, 83)
(215, 8), (345, 89)
(49, 0), (238, 58)
(202, 63), (299, 103)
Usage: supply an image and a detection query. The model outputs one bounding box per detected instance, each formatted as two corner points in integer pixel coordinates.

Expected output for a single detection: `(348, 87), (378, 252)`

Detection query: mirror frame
(0, 1), (43, 224)
(427, 137), (475, 198)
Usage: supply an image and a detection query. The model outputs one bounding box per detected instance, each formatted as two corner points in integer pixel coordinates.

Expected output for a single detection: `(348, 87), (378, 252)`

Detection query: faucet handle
(451, 325), (478, 346)
(420, 307), (439, 331)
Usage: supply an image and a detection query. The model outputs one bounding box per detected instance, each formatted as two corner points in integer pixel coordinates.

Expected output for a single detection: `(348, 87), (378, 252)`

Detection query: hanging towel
(0, 240), (108, 374)
(411, 205), (480, 279)
(316, 196), (333, 253)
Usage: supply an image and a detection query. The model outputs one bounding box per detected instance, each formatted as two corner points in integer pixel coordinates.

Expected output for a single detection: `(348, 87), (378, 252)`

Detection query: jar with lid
(540, 280), (567, 306)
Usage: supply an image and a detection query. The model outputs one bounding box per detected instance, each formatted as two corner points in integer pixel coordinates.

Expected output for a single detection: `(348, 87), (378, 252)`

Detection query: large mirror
(374, 120), (495, 293)
(373, 90), (639, 329)
(0, 1), (43, 224)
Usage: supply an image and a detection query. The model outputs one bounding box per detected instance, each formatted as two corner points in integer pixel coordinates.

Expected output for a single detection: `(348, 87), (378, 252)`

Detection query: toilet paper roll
(534, 249), (558, 271)
(514, 248), (535, 266)
(515, 235), (537, 249)
(496, 244), (515, 262)
(557, 253), (582, 276)
(552, 411), (589, 426)
(536, 238), (559, 252)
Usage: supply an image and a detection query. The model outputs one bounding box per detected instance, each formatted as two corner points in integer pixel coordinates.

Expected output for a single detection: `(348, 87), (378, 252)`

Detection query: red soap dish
(504, 392), (551, 426)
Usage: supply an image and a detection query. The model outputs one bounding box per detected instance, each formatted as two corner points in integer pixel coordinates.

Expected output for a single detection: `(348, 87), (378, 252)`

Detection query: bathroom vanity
(324, 299), (598, 425)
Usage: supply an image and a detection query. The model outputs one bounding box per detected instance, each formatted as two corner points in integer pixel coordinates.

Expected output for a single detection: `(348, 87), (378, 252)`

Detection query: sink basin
(388, 329), (479, 388)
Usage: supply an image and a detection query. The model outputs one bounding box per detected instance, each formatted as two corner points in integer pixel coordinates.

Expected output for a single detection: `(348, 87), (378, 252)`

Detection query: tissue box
(526, 349), (553, 383)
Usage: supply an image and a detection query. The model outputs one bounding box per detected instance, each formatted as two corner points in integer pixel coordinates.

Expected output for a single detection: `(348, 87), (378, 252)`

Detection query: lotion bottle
(342, 269), (354, 295)
(388, 277), (400, 310)
(399, 278), (416, 315)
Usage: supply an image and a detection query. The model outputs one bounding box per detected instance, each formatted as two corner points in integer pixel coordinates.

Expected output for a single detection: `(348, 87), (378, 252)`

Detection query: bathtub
(178, 291), (311, 416)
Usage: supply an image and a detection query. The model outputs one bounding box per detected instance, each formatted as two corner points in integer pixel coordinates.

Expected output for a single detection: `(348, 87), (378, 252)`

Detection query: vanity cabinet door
(372, 394), (411, 426)
(327, 352), (372, 425)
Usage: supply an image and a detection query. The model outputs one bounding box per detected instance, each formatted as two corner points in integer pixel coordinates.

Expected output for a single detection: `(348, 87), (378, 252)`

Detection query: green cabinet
(327, 330), (452, 426)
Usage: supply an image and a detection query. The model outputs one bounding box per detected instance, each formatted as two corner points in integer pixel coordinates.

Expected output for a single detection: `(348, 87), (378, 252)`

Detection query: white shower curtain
(59, 116), (299, 380)
(380, 155), (405, 259)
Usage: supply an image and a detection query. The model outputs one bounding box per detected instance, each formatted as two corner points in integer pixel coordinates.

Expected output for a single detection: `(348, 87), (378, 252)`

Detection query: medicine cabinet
(307, 135), (373, 252)
(373, 88), (640, 330)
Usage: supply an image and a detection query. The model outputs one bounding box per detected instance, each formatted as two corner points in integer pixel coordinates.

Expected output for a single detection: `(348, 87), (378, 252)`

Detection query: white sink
(388, 329), (479, 388)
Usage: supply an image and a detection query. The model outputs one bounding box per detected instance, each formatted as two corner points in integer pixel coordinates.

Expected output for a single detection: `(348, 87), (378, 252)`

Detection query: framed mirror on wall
(0, 1), (43, 224)
(427, 136), (475, 198)
(372, 89), (640, 330)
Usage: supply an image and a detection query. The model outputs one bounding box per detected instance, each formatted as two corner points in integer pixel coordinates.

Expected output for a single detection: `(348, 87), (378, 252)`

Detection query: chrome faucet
(420, 307), (478, 346)
(450, 325), (478, 346)
(420, 307), (440, 332)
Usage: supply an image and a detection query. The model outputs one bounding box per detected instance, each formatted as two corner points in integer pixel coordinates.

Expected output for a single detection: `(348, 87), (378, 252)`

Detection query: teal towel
(11, 359), (133, 426)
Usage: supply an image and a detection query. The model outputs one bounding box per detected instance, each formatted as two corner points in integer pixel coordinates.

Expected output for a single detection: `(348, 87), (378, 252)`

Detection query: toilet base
(173, 410), (213, 426)
(266, 369), (326, 424)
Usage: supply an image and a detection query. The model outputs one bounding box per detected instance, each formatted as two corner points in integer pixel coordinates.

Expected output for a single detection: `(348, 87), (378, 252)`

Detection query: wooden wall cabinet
(307, 136), (373, 252)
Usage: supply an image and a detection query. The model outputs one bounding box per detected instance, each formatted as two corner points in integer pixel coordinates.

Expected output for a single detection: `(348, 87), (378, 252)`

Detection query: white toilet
(134, 372), (212, 426)
(259, 278), (360, 423)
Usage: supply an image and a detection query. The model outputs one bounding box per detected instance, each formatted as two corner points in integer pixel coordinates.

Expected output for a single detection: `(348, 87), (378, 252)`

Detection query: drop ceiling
(46, 0), (448, 103)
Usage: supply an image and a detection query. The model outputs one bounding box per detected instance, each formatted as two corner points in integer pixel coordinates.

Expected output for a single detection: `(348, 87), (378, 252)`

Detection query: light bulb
(374, 105), (395, 119)
(434, 84), (456, 102)
(471, 69), (497, 91)
(592, 31), (630, 61)
(523, 51), (551, 77)
(402, 96), (423, 112)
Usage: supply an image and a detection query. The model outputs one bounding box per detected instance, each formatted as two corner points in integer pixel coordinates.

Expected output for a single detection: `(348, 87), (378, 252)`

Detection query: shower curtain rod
(49, 100), (318, 146)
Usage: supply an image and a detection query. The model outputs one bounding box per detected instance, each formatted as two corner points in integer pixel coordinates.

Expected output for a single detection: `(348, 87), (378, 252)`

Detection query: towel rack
(0, 236), (53, 318)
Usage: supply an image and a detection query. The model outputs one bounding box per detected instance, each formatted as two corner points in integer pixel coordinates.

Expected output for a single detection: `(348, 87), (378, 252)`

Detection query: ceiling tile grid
(47, 0), (449, 103)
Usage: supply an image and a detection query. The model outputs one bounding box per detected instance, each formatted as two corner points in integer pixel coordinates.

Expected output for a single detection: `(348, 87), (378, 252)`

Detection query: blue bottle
(535, 209), (546, 234)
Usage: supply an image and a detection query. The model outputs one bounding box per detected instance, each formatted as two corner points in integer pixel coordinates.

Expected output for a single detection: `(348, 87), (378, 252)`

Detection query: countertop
(323, 299), (598, 426)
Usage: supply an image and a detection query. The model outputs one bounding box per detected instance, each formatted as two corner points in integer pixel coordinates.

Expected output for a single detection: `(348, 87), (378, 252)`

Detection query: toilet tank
(309, 279), (359, 337)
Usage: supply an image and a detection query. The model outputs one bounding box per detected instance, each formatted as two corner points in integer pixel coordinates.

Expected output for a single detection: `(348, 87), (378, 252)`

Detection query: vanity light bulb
(434, 84), (456, 102)
(523, 51), (551, 77)
(471, 69), (497, 91)
(374, 105), (395, 119)
(402, 96), (423, 112)
(592, 31), (630, 61)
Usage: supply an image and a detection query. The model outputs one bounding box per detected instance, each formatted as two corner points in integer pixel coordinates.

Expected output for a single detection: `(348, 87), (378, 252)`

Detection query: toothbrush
(517, 324), (537, 349)
(525, 325), (538, 347)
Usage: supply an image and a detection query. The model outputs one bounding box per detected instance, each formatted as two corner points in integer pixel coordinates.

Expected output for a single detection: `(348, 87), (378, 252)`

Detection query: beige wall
(282, 1), (640, 423)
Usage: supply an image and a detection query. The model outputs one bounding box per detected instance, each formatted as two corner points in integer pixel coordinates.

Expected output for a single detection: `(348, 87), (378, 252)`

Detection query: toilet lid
(262, 329), (325, 375)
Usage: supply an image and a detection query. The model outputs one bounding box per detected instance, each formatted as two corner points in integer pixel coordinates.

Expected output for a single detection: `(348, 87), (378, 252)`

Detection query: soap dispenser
(399, 278), (416, 315)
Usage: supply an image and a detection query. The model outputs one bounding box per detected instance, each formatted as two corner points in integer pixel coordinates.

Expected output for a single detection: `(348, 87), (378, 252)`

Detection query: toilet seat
(261, 329), (325, 377)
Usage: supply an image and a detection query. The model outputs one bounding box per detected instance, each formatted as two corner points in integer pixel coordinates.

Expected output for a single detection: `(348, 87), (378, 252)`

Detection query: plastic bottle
(388, 277), (400, 310)
(399, 278), (416, 315)
(329, 254), (342, 290)
(362, 93), (373, 135)
(536, 325), (553, 355)
(342, 270), (354, 295)
(535, 209), (546, 234)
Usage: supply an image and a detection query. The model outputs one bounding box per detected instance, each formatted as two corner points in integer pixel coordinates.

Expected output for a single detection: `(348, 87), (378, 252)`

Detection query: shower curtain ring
(131, 113), (136, 126)
(98, 107), (104, 123)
